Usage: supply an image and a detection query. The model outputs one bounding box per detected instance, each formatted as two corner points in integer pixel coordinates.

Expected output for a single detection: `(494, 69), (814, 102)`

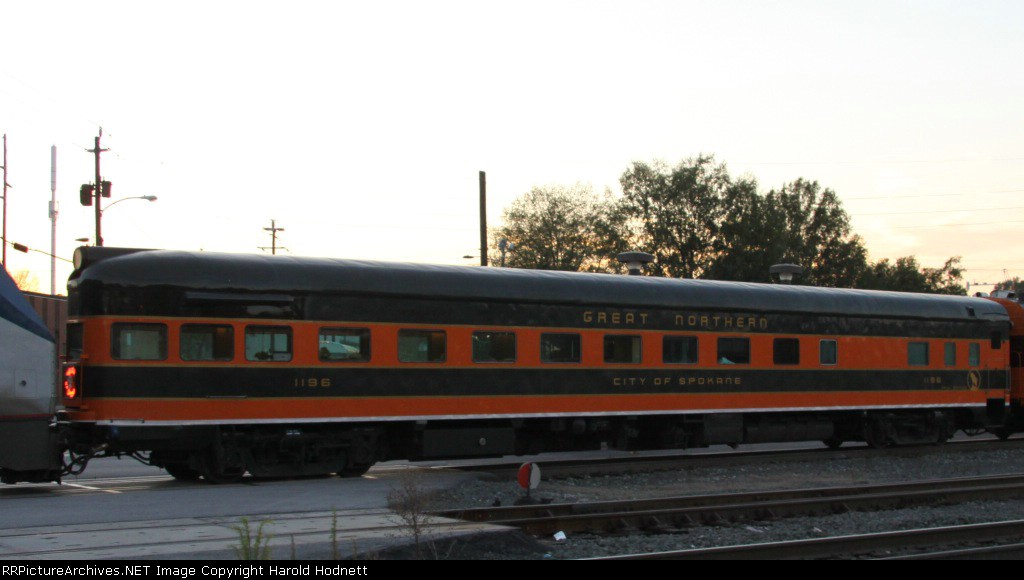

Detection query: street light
(101, 195), (157, 214)
(94, 195), (157, 246)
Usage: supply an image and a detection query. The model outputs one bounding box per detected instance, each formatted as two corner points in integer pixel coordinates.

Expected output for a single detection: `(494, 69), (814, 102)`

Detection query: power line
(894, 220), (1024, 230)
(187, 212), (478, 234)
(853, 205), (1024, 217)
(844, 188), (1024, 201)
(0, 67), (103, 133)
(738, 158), (1024, 166)
(2, 239), (72, 263)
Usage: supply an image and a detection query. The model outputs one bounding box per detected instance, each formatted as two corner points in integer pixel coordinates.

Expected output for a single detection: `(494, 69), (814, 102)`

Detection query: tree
(701, 177), (775, 282)
(768, 179), (868, 287)
(493, 183), (626, 272)
(992, 277), (1024, 296)
(619, 155), (732, 278)
(922, 256), (967, 295)
(707, 178), (868, 286)
(858, 257), (930, 292)
(857, 256), (966, 295)
(11, 270), (40, 293)
(620, 158), (869, 285)
(495, 154), (968, 296)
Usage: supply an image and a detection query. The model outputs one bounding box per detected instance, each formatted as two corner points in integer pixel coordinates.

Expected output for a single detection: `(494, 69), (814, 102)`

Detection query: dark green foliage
(493, 183), (628, 272)
(857, 256), (966, 295)
(619, 155), (731, 279)
(496, 155), (966, 294)
(993, 277), (1024, 295)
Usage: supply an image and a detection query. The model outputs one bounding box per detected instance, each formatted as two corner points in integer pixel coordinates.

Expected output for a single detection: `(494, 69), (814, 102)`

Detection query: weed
(386, 471), (434, 559)
(231, 517), (273, 560)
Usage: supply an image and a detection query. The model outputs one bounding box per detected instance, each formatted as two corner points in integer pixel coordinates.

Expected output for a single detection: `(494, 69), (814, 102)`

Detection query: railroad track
(0, 507), (501, 560)
(4, 438), (1018, 497)
(442, 437), (1024, 480)
(594, 520), (1024, 560)
(435, 473), (1024, 536)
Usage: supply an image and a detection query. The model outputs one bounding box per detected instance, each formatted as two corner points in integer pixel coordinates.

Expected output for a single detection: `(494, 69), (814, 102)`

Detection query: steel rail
(442, 438), (1024, 480)
(436, 474), (1024, 536)
(595, 520), (1024, 560)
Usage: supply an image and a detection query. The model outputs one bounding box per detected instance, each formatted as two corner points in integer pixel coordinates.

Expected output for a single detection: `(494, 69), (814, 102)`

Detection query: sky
(0, 0), (1021, 294)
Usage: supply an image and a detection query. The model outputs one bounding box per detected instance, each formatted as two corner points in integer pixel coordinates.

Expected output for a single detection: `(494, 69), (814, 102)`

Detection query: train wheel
(862, 417), (892, 449)
(336, 464), (373, 478)
(200, 449), (246, 484)
(200, 461), (245, 484)
(822, 438), (843, 450)
(992, 427), (1013, 441)
(164, 463), (201, 481)
(336, 434), (378, 478)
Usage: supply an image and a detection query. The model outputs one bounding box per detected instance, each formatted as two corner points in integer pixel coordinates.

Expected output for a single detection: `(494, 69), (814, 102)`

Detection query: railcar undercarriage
(60, 406), (998, 483)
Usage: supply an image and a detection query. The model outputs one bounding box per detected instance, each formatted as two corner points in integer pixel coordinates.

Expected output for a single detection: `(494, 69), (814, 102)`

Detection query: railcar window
(472, 331), (516, 363)
(319, 328), (371, 362)
(1011, 337), (1024, 368)
(604, 335), (642, 364)
(181, 324), (234, 361)
(541, 333), (581, 363)
(245, 326), (293, 362)
(908, 342), (929, 366)
(398, 330), (446, 363)
(969, 343), (981, 366)
(773, 338), (800, 365)
(944, 342), (957, 366)
(819, 340), (838, 365)
(112, 323), (167, 361)
(992, 331), (1003, 350)
(67, 323), (83, 360)
(717, 337), (750, 365)
(664, 336), (698, 364)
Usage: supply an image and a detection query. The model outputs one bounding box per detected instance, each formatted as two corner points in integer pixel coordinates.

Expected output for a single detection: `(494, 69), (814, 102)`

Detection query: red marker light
(63, 365), (79, 399)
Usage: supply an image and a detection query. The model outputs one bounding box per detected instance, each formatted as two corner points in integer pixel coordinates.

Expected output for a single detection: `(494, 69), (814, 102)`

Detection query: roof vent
(616, 252), (655, 276)
(770, 263), (804, 285)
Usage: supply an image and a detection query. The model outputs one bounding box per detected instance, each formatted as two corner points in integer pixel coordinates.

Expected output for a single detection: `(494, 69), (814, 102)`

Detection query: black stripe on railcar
(79, 366), (1006, 399)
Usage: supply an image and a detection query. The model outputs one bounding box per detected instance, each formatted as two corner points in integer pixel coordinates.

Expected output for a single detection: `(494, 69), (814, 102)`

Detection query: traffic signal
(79, 184), (94, 206)
(101, 180), (112, 198)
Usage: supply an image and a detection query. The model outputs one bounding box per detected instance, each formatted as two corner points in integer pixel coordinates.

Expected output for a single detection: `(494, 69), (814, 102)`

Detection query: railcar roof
(70, 248), (1007, 322)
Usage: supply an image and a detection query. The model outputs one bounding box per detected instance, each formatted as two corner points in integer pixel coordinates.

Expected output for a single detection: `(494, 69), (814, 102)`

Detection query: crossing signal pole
(80, 129), (110, 246)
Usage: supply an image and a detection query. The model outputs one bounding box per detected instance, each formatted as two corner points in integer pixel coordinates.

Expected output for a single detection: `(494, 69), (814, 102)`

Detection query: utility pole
(479, 171), (487, 267)
(50, 146), (58, 294)
(260, 220), (285, 255)
(1, 134), (8, 267)
(86, 129), (110, 247)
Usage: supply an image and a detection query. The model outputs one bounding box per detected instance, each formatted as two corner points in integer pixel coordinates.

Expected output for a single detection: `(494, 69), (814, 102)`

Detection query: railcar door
(1010, 336), (1024, 410)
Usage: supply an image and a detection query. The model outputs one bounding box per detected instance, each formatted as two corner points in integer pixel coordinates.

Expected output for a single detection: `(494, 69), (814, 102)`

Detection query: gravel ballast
(418, 444), (1024, 559)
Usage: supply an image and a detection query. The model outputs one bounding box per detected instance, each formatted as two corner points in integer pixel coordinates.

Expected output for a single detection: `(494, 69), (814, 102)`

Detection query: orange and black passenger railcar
(60, 247), (1015, 482)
